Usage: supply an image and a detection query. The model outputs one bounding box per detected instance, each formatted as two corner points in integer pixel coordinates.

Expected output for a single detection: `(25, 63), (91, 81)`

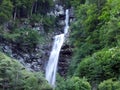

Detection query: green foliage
(0, 52), (52, 90)
(65, 77), (91, 90)
(0, 0), (13, 24)
(0, 0), (55, 24)
(98, 0), (120, 47)
(98, 79), (120, 90)
(76, 47), (120, 83)
(70, 0), (106, 8)
(2, 28), (42, 44)
(69, 0), (120, 76)
(43, 15), (55, 33)
(56, 76), (91, 90)
(30, 14), (55, 33)
(35, 0), (54, 15)
(56, 0), (71, 8)
(0, 12), (9, 24)
(55, 74), (67, 90)
(0, 27), (45, 53)
(69, 3), (99, 75)
(10, 0), (35, 18)
(30, 14), (43, 24)
(70, 0), (86, 7)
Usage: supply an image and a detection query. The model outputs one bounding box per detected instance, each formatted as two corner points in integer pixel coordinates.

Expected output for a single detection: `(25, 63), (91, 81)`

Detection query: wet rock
(58, 44), (73, 77)
(54, 4), (65, 16)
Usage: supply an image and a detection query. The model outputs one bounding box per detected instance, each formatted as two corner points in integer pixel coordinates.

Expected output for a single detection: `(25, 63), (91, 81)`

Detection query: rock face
(58, 44), (73, 76)
(0, 38), (52, 71)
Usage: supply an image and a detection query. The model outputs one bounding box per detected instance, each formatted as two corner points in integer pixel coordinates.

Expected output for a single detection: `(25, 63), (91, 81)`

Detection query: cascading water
(45, 9), (69, 87)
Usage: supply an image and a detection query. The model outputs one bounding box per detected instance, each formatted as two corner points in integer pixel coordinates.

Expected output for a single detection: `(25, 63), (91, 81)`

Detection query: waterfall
(45, 9), (69, 87)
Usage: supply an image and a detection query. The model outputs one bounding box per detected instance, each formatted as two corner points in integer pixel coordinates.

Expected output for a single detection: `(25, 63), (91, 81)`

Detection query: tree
(0, 0), (13, 24)
(76, 47), (120, 83)
(10, 0), (35, 19)
(69, 4), (99, 75)
(34, 0), (54, 15)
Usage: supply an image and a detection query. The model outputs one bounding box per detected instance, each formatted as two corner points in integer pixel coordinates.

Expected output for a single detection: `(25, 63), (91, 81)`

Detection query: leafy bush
(0, 27), (45, 53)
(76, 47), (120, 83)
(2, 27), (43, 45)
(56, 76), (91, 90)
(0, 12), (9, 24)
(70, 0), (86, 7)
(0, 52), (52, 90)
(43, 15), (55, 33)
(55, 74), (67, 90)
(98, 79), (120, 90)
(69, 4), (99, 75)
(30, 14), (55, 33)
(0, 0), (13, 24)
(65, 77), (91, 90)
(30, 14), (43, 24)
(98, 0), (120, 47)
(69, 0), (120, 76)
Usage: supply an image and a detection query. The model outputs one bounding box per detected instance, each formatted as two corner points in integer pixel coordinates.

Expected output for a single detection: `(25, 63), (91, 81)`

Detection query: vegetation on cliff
(0, 0), (55, 53)
(0, 52), (52, 90)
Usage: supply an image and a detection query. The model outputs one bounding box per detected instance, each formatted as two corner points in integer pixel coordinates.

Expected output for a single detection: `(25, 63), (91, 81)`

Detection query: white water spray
(45, 9), (69, 87)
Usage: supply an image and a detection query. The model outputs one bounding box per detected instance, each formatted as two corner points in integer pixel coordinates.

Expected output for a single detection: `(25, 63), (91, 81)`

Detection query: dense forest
(0, 0), (120, 90)
(56, 0), (120, 90)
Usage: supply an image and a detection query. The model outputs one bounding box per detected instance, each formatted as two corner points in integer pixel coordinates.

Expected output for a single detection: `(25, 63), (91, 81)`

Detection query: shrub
(98, 79), (120, 90)
(65, 77), (91, 90)
(30, 14), (43, 24)
(76, 47), (120, 83)
(56, 76), (91, 90)
(0, 52), (52, 90)
(0, 0), (13, 24)
(69, 0), (120, 76)
(43, 15), (55, 33)
(30, 14), (55, 33)
(55, 74), (67, 90)
(0, 12), (9, 24)
(1, 28), (44, 52)
(68, 4), (100, 75)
